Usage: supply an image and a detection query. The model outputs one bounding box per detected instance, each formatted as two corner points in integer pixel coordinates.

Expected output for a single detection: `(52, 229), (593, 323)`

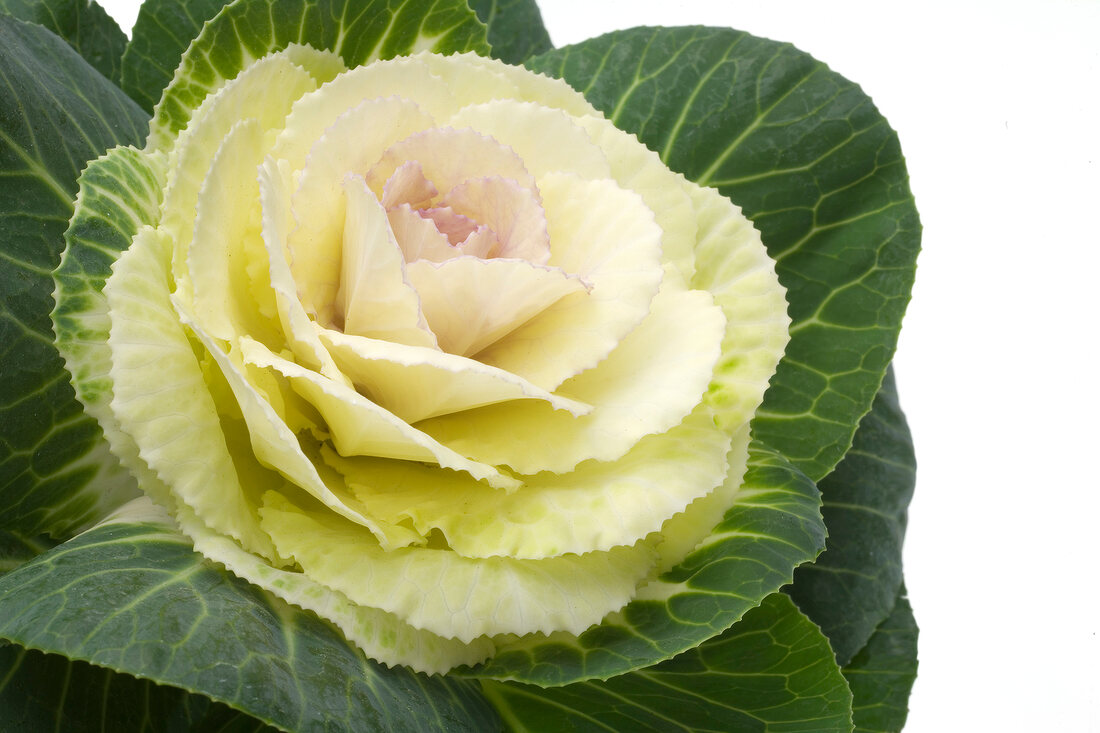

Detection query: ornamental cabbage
(60, 48), (788, 672)
(0, 0), (921, 728)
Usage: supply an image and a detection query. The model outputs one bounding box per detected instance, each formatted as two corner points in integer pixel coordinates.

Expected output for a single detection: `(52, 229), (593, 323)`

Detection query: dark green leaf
(527, 26), (920, 482)
(0, 531), (56, 575)
(120, 0), (230, 113)
(483, 593), (853, 733)
(0, 15), (148, 538)
(471, 443), (825, 685)
(787, 367), (915, 664)
(468, 0), (552, 64)
(0, 0), (127, 83)
(0, 643), (278, 732)
(842, 587), (918, 733)
(0, 511), (502, 732)
(147, 0), (490, 150)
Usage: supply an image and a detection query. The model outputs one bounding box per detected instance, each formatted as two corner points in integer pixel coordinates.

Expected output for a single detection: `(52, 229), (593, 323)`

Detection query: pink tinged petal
(440, 176), (550, 263)
(316, 327), (590, 423)
(419, 206), (479, 246)
(474, 173), (664, 390)
(455, 226), (497, 259)
(338, 175), (437, 349)
(386, 205), (500, 263)
(287, 97), (435, 326)
(386, 205), (463, 263)
(380, 160), (438, 209)
(405, 257), (589, 357)
(364, 127), (536, 204)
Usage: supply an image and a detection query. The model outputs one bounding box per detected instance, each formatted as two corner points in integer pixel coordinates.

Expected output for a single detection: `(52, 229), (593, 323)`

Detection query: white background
(96, 1), (1100, 730)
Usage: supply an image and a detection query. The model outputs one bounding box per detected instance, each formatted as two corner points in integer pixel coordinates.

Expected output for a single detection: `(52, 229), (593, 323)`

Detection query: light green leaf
(120, 0), (232, 113)
(842, 587), (919, 733)
(0, 15), (148, 538)
(48, 146), (166, 547)
(147, 0), (490, 151)
(787, 366), (915, 664)
(0, 510), (502, 732)
(0, 644), (278, 732)
(482, 593), (853, 732)
(527, 26), (920, 482)
(52, 145), (166, 451)
(468, 0), (551, 65)
(0, 0), (127, 83)
(470, 443), (825, 685)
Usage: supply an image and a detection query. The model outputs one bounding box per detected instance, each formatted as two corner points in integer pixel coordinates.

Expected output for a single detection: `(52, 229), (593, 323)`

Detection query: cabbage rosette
(57, 47), (789, 673)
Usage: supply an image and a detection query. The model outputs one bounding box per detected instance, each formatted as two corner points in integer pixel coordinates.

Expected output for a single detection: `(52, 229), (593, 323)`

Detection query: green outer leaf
(147, 0), (490, 150)
(0, 16), (148, 538)
(482, 593), (853, 733)
(842, 587), (918, 733)
(120, 0), (231, 114)
(0, 643), (279, 733)
(0, 512), (503, 733)
(787, 366), (915, 665)
(527, 26), (920, 482)
(468, 0), (552, 64)
(0, 532), (56, 575)
(52, 146), (166, 436)
(470, 443), (825, 685)
(48, 146), (165, 542)
(0, 0), (127, 83)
